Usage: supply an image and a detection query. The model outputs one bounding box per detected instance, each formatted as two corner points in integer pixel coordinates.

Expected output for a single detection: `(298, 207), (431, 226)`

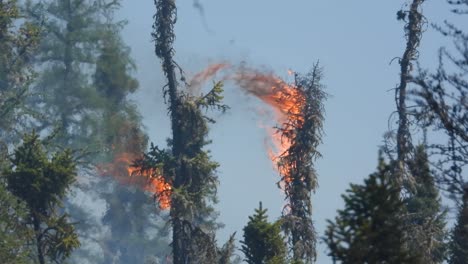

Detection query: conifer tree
(404, 145), (447, 263)
(100, 184), (170, 263)
(449, 184), (468, 264)
(241, 202), (287, 264)
(392, 0), (425, 185)
(409, 0), (467, 196)
(4, 132), (80, 264)
(277, 64), (326, 263)
(74, 11), (170, 262)
(26, 0), (120, 150)
(149, 0), (228, 262)
(0, 3), (39, 261)
(0, 180), (32, 263)
(324, 154), (415, 264)
(0, 0), (39, 147)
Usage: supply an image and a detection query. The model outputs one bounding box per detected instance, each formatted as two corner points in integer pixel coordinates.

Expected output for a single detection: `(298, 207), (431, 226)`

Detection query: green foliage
(241, 202), (287, 264)
(218, 233), (240, 264)
(92, 21), (148, 161)
(324, 154), (415, 263)
(449, 185), (468, 264)
(4, 132), (80, 263)
(404, 145), (447, 263)
(138, 86), (226, 262)
(6, 132), (76, 214)
(196, 81), (230, 116)
(94, 31), (138, 106)
(0, 0), (39, 146)
(0, 181), (33, 263)
(278, 63), (326, 263)
(26, 0), (120, 149)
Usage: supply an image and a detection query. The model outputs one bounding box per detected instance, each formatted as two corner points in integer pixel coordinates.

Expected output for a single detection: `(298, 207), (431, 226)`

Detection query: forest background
(0, 0), (466, 263)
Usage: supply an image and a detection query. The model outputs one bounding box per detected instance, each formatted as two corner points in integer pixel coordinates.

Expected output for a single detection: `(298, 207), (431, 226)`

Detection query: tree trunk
(153, 1), (188, 263)
(33, 215), (45, 264)
(396, 0), (424, 185)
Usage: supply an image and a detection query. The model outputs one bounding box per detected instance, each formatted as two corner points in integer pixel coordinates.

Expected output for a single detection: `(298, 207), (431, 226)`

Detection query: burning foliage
(188, 62), (327, 262)
(98, 152), (172, 210)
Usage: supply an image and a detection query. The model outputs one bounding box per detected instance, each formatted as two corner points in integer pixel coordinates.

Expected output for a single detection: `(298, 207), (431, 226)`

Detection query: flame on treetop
(188, 63), (307, 184)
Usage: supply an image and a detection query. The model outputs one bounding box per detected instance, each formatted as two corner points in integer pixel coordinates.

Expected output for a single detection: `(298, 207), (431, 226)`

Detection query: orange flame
(188, 63), (230, 94)
(189, 64), (306, 183)
(232, 68), (305, 183)
(98, 153), (172, 210)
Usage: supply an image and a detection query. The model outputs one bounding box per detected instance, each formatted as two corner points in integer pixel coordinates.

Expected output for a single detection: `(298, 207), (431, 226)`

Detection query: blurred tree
(241, 202), (287, 264)
(0, 180), (33, 263)
(448, 184), (468, 264)
(99, 184), (170, 263)
(92, 18), (171, 263)
(25, 0), (119, 151)
(324, 154), (415, 264)
(92, 21), (147, 161)
(23, 1), (170, 262)
(218, 233), (240, 264)
(0, 0), (39, 149)
(4, 132), (80, 264)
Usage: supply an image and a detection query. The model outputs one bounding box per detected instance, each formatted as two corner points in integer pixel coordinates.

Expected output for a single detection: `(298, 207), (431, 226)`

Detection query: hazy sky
(117, 1), (451, 262)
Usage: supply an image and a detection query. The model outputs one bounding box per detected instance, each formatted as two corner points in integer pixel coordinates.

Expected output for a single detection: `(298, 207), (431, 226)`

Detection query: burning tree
(191, 62), (327, 263)
(275, 64), (326, 263)
(148, 0), (231, 263)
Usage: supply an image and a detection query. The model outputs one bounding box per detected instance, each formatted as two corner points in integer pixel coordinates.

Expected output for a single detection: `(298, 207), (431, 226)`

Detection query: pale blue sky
(117, 1), (452, 263)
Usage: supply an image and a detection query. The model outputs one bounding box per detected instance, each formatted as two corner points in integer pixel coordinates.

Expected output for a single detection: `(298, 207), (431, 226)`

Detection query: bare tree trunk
(395, 0), (424, 185)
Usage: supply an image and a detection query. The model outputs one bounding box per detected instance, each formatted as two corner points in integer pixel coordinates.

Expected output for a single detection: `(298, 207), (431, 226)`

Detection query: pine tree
(404, 145), (447, 263)
(241, 202), (287, 264)
(324, 154), (414, 263)
(4, 132), (80, 264)
(449, 184), (468, 264)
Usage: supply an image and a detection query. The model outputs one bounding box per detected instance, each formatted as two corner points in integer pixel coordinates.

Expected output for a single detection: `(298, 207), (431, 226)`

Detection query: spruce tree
(4, 132), (80, 264)
(324, 154), (414, 263)
(26, 0), (119, 150)
(277, 64), (326, 263)
(0, 3), (39, 261)
(0, 0), (39, 147)
(150, 0), (229, 262)
(0, 180), (32, 263)
(449, 184), (468, 264)
(409, 0), (467, 196)
(241, 202), (287, 264)
(404, 145), (447, 263)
